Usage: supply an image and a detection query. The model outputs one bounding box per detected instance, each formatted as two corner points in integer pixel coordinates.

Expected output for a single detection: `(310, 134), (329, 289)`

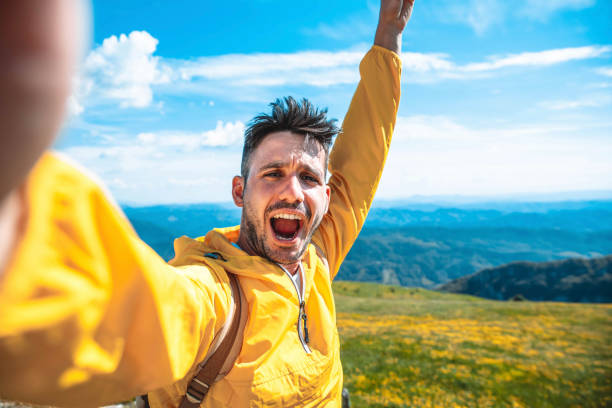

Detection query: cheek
(243, 185), (271, 217)
(308, 190), (330, 219)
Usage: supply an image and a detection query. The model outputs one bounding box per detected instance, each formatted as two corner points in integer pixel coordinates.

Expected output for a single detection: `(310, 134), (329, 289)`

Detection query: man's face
(233, 131), (330, 264)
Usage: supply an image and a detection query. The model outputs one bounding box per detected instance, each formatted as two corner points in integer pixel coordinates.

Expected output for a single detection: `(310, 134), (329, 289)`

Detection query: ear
(232, 175), (245, 207)
(323, 185), (331, 214)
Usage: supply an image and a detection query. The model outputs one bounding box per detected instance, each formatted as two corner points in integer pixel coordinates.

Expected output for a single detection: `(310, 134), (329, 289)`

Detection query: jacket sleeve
(311, 45), (402, 278)
(0, 154), (231, 407)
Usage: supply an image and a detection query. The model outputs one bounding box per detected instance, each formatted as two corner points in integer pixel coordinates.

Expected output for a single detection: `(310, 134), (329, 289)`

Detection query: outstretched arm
(0, 157), (234, 406)
(312, 0), (415, 277)
(0, 2), (231, 405)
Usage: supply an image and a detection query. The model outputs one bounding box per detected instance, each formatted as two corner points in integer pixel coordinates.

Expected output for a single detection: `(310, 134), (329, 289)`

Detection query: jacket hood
(172, 225), (319, 301)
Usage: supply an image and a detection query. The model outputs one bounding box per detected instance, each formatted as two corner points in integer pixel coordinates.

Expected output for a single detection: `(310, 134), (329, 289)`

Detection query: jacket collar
(198, 225), (317, 300)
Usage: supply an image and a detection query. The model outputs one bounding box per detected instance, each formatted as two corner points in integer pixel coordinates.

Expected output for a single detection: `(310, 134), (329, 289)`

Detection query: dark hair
(240, 96), (339, 179)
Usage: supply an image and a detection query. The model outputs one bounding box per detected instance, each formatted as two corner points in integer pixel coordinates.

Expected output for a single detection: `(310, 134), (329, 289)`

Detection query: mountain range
(124, 199), (612, 296)
(437, 255), (612, 302)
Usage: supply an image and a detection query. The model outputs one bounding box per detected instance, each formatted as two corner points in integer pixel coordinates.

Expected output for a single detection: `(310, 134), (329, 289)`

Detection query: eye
(301, 173), (320, 184)
(264, 170), (282, 178)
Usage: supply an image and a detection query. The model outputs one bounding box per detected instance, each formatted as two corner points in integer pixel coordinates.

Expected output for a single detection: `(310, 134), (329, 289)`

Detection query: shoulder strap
(178, 271), (243, 408)
(312, 241), (329, 271)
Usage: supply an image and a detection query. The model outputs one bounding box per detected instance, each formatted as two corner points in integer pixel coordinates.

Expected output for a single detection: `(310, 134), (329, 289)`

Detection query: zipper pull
(300, 301), (309, 344)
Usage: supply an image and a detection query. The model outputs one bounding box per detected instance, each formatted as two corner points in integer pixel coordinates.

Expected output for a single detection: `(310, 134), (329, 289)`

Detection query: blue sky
(56, 0), (612, 204)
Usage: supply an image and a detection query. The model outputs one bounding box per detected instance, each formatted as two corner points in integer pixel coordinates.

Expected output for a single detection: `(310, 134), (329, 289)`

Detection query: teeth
(273, 213), (301, 220)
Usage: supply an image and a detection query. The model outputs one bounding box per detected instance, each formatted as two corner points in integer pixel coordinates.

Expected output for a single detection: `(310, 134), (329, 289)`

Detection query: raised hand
(374, 0), (415, 54)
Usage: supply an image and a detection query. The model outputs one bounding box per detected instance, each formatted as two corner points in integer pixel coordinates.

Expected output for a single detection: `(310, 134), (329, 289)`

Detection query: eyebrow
(258, 161), (324, 179)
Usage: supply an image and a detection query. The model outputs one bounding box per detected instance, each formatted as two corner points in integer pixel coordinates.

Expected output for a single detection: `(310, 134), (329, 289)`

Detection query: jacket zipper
(278, 263), (312, 354)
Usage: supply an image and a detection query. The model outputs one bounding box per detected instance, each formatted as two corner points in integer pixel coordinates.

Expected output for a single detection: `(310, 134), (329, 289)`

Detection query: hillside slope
(337, 227), (612, 288)
(334, 281), (612, 407)
(437, 255), (612, 302)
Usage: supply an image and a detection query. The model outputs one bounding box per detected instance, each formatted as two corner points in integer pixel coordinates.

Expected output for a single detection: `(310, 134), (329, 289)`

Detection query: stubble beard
(240, 202), (323, 264)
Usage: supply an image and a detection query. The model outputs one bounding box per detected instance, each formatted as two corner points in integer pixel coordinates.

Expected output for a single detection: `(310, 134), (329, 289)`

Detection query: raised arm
(312, 0), (414, 277)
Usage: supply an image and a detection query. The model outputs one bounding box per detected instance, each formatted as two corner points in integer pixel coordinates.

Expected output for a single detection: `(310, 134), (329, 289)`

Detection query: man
(0, 0), (414, 406)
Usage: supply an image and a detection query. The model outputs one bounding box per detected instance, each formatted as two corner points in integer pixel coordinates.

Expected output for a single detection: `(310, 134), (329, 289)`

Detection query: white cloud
(462, 46), (610, 72)
(596, 67), (612, 77)
(201, 121), (245, 146)
(67, 75), (92, 116)
(58, 121), (246, 203)
(378, 115), (612, 198)
(136, 121), (245, 149)
(433, 0), (595, 34)
(401, 52), (455, 72)
(72, 31), (170, 112)
(442, 0), (505, 36)
(178, 50), (363, 87)
(588, 82), (612, 89)
(518, 0), (595, 21)
(58, 114), (612, 204)
(59, 142), (242, 204)
(137, 132), (156, 144)
(67, 95), (84, 116)
(540, 94), (611, 110)
(71, 30), (610, 106)
(399, 45), (610, 83)
(302, 15), (375, 41)
(168, 45), (610, 89)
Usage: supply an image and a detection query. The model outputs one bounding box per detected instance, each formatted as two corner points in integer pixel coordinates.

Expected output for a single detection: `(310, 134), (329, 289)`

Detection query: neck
(280, 262), (300, 276)
(235, 230), (255, 256)
(236, 231), (301, 276)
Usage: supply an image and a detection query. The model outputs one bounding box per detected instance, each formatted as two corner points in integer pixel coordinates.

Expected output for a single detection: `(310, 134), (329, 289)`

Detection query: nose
(278, 174), (304, 204)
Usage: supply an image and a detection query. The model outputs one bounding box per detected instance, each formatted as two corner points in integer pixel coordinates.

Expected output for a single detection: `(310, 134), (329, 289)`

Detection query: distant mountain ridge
(363, 204), (612, 231)
(123, 200), (612, 291)
(336, 226), (611, 288)
(437, 255), (612, 303)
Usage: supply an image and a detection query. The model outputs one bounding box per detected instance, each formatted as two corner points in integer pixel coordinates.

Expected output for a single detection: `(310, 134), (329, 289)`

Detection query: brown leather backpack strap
(179, 272), (242, 408)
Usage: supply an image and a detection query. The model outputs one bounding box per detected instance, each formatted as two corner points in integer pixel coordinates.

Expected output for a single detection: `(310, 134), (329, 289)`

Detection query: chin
(266, 249), (302, 264)
(264, 240), (307, 264)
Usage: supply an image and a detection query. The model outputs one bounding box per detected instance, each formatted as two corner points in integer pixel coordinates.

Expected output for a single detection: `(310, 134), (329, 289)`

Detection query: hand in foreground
(0, 0), (81, 276)
(374, 0), (415, 54)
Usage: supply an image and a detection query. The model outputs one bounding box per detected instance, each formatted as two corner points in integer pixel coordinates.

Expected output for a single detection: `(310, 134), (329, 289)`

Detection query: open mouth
(270, 213), (304, 241)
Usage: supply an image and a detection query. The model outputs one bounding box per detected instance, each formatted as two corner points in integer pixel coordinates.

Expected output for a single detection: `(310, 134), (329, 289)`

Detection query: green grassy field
(333, 281), (612, 408)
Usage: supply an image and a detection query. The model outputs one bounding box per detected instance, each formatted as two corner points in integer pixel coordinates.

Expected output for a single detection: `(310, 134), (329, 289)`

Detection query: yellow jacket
(0, 46), (401, 407)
